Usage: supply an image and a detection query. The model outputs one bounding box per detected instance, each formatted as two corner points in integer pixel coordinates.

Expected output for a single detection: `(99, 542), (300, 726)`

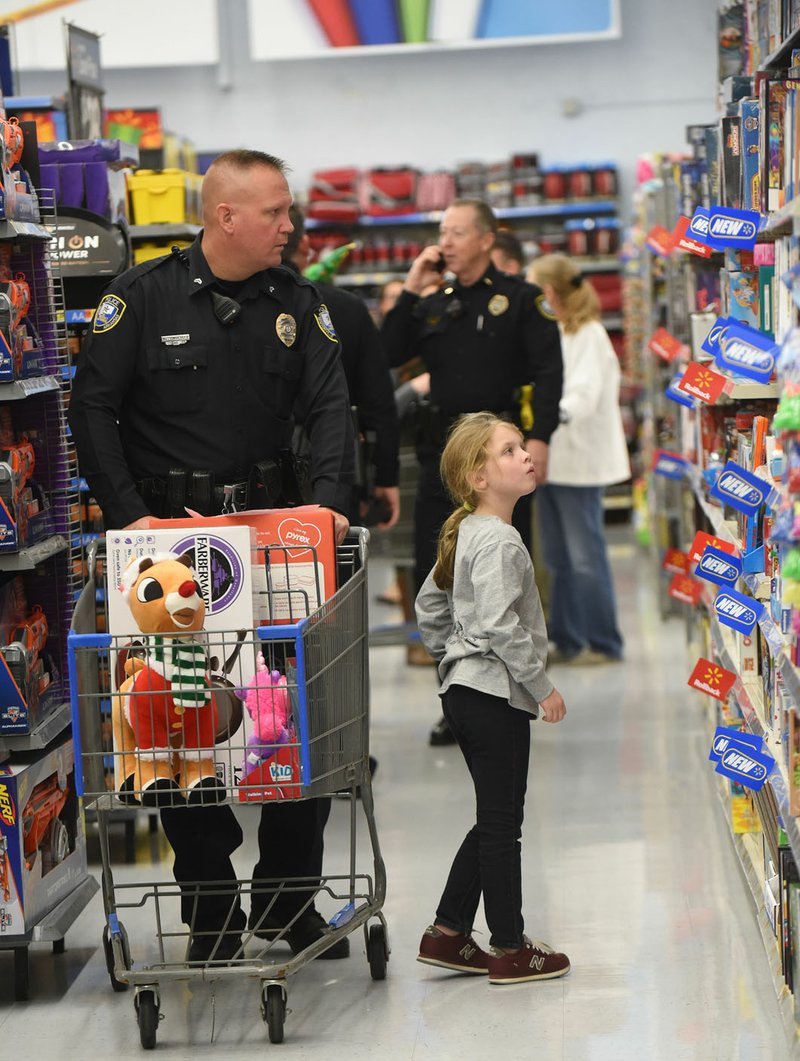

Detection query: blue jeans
(536, 483), (623, 659)
(436, 685), (531, 949)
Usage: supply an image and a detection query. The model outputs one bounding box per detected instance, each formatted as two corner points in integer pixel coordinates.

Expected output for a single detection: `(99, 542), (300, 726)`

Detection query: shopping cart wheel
(367, 923), (388, 981)
(135, 988), (160, 1050)
(103, 922), (131, 992)
(261, 983), (287, 1044)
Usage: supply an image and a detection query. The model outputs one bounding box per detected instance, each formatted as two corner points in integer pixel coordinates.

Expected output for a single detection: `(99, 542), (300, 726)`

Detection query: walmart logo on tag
(714, 587), (762, 634)
(696, 545), (742, 587)
(709, 460), (770, 514)
(708, 725), (762, 763)
(689, 208), (711, 240)
(701, 316), (734, 357)
(715, 322), (777, 383)
(652, 451), (688, 480)
(706, 206), (761, 248)
(714, 736), (774, 791)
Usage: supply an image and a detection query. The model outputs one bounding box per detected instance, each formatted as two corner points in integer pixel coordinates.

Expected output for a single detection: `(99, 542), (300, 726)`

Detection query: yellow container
(133, 241), (190, 264)
(128, 168), (189, 225)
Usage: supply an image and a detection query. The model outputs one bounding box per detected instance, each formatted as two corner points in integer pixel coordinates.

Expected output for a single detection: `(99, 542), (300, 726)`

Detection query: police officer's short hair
(449, 198), (498, 236)
(284, 204), (306, 261)
(209, 149), (289, 176)
(492, 229), (525, 268)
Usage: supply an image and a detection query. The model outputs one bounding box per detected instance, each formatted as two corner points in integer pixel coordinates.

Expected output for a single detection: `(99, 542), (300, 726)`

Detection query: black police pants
(414, 449), (533, 594)
(160, 797), (331, 933)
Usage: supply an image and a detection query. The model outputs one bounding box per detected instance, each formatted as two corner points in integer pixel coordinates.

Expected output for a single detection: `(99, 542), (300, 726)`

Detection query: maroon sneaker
(417, 925), (490, 974)
(487, 938), (570, 984)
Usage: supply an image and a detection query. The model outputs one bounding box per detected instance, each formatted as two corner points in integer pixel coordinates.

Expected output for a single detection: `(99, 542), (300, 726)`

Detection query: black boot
(429, 716), (456, 747)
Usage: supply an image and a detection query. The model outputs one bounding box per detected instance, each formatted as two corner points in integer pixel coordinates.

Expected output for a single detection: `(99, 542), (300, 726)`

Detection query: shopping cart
(68, 529), (388, 1048)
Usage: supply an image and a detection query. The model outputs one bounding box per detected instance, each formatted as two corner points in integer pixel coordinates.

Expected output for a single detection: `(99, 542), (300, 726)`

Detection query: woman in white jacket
(528, 254), (630, 664)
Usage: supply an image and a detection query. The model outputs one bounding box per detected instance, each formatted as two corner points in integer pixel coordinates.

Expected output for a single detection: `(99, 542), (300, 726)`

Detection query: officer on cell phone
(381, 198), (563, 746)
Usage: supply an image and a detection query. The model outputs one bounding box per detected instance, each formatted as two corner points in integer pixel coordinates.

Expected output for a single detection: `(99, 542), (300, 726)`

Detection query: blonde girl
(414, 411), (569, 985)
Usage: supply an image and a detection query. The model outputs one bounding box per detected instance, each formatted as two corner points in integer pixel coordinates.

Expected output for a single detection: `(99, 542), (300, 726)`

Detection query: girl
(414, 412), (569, 985)
(528, 253), (630, 664)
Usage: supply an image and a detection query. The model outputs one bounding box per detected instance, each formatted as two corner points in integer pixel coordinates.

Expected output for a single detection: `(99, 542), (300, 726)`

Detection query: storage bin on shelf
(127, 169), (194, 226)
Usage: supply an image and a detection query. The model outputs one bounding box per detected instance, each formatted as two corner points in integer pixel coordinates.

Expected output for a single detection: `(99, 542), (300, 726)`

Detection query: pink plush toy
(240, 652), (293, 775)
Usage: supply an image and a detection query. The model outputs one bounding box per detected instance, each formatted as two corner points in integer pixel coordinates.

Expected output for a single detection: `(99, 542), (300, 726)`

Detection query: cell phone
(431, 254), (446, 272)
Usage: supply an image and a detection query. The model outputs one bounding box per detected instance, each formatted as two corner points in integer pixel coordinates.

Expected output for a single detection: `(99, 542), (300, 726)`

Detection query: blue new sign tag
(689, 207), (711, 243)
(701, 315), (735, 357)
(708, 725), (763, 764)
(714, 587), (764, 634)
(652, 452), (688, 480)
(665, 373), (696, 409)
(714, 736), (774, 791)
(715, 322), (778, 383)
(705, 206), (761, 249)
(709, 460), (770, 514)
(696, 544), (743, 587)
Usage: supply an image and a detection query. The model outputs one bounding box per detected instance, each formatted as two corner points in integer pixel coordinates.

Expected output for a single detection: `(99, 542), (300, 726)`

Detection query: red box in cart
(152, 506), (337, 625)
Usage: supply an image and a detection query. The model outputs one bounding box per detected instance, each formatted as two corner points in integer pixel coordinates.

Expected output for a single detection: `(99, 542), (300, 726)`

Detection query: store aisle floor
(0, 529), (793, 1059)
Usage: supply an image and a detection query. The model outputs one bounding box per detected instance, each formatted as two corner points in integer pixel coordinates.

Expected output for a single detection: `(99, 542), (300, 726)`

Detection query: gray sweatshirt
(415, 514), (554, 716)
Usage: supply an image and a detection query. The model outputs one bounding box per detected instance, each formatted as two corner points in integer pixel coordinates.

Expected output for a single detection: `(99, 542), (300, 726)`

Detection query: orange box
(152, 506), (337, 625)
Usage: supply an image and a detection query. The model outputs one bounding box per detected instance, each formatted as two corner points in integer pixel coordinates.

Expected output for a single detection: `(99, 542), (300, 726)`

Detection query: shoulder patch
(535, 293), (558, 322)
(314, 303), (338, 342)
(93, 294), (127, 333)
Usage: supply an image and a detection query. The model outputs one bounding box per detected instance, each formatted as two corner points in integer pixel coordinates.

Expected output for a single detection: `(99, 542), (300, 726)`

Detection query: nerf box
(0, 735), (88, 934)
(152, 506), (338, 625)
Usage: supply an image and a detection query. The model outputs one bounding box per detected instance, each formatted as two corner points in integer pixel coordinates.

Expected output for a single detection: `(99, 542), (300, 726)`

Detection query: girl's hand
(539, 688), (566, 724)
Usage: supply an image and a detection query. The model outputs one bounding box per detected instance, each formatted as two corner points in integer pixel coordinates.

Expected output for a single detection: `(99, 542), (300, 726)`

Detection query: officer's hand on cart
(524, 439), (549, 487)
(404, 244), (446, 296)
(125, 516), (152, 531)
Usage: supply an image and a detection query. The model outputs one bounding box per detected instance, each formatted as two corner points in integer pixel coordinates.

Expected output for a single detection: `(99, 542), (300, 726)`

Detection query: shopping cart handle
(68, 631), (113, 649)
(255, 622), (306, 641)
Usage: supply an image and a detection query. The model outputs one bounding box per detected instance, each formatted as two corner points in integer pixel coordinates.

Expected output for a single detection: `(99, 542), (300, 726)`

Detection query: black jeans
(160, 797), (332, 933)
(414, 449), (532, 594)
(436, 684), (532, 949)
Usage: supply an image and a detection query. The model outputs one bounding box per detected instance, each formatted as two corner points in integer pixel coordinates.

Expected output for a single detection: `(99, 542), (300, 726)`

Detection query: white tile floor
(0, 530), (795, 1059)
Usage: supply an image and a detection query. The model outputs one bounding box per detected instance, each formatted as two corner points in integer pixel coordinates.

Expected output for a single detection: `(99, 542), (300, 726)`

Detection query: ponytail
(431, 414), (519, 590)
(528, 253), (601, 334)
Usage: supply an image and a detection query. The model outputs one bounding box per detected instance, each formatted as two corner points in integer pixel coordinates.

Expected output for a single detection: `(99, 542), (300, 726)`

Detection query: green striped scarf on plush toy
(143, 635), (210, 708)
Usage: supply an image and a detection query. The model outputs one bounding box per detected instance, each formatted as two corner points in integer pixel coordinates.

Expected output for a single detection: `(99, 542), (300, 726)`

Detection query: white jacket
(547, 320), (631, 487)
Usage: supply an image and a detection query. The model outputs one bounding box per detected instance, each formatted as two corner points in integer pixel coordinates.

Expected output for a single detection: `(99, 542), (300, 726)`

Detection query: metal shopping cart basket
(67, 529), (388, 1048)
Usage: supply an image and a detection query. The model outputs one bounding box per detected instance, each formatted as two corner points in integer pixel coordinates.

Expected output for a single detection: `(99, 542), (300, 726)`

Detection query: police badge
(487, 294), (509, 316)
(314, 304), (338, 342)
(276, 313), (297, 347)
(93, 294), (127, 333)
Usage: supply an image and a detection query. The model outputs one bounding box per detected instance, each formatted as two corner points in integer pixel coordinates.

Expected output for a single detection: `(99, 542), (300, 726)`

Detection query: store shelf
(306, 201), (619, 229)
(0, 535), (68, 571)
(0, 700), (71, 753)
(334, 271), (405, 287)
(0, 375), (62, 401)
(128, 223), (200, 240)
(572, 255), (621, 273)
(0, 875), (100, 950)
(725, 380), (782, 400)
(0, 219), (53, 242)
(713, 774), (798, 1052)
(603, 314), (624, 330)
(761, 25), (800, 70)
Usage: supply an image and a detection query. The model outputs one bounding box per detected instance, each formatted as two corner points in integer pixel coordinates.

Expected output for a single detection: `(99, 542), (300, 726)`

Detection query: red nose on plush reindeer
(178, 581), (196, 598)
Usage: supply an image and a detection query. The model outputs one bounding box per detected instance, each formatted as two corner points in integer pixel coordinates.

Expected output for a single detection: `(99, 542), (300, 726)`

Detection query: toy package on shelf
(0, 115), (39, 223)
(0, 734), (88, 933)
(0, 403), (53, 552)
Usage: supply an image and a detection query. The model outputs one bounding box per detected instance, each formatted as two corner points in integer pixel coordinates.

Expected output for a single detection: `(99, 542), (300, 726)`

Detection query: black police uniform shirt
(381, 262), (563, 443)
(68, 237), (356, 529)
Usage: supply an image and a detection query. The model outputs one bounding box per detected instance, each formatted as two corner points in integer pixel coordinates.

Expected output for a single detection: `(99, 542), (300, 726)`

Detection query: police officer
(69, 149), (356, 962)
(381, 198), (563, 746)
(282, 204), (401, 530)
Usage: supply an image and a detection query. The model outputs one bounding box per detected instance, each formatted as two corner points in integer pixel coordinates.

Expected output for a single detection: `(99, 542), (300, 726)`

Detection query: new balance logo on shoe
(529, 955), (546, 971)
(459, 943), (477, 961)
